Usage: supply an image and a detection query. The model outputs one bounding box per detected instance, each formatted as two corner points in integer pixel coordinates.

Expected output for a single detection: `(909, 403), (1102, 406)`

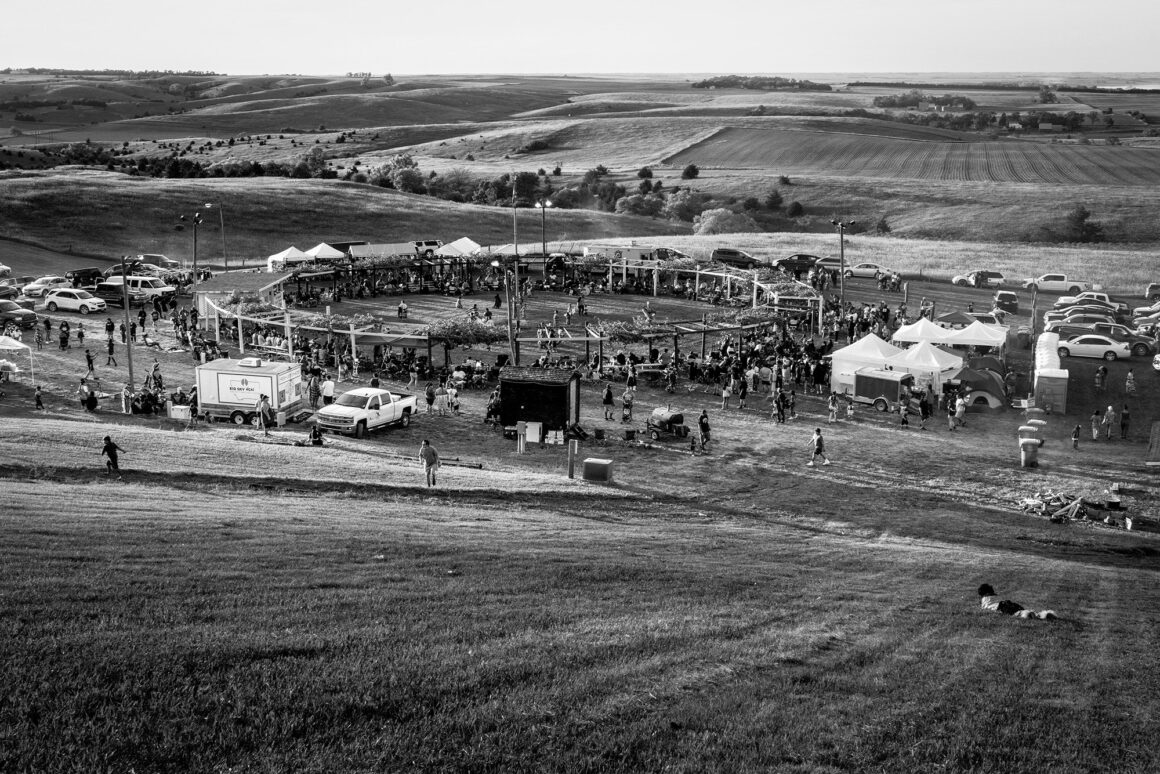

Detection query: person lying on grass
(978, 583), (1057, 620)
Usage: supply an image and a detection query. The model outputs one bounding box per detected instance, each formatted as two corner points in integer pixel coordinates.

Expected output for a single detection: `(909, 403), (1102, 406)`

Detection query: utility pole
(831, 219), (855, 309)
(120, 255), (135, 395)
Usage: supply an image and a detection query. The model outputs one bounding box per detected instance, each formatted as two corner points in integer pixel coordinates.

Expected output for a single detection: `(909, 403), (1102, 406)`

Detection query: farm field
(666, 126), (1160, 185)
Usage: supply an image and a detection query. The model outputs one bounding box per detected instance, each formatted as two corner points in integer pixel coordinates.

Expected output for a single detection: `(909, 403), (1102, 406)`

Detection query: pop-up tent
(267, 246), (309, 272)
(885, 340), (962, 387)
(303, 243), (345, 260)
(435, 237), (482, 258)
(0, 334), (34, 383)
(944, 320), (1009, 348)
(830, 333), (903, 393)
(935, 310), (976, 329)
(893, 317), (953, 344)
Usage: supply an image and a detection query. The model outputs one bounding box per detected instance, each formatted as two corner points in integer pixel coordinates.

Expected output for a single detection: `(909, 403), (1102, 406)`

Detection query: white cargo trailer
(195, 357), (304, 425)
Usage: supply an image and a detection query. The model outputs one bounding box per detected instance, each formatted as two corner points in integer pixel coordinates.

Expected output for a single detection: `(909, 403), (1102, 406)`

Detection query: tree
(742, 196), (761, 211)
(786, 201), (804, 217)
(765, 188), (783, 209)
(390, 167), (426, 193)
(1064, 204), (1104, 243)
(693, 208), (759, 235)
(383, 73), (395, 86)
(681, 163), (700, 180)
(638, 179), (653, 194)
(661, 189), (711, 222)
(614, 194), (665, 217)
(637, 166), (653, 179)
(875, 216), (892, 235)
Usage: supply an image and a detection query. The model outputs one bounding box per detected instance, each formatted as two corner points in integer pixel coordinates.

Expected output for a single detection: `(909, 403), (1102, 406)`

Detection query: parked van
(101, 275), (177, 302)
(92, 281), (148, 308)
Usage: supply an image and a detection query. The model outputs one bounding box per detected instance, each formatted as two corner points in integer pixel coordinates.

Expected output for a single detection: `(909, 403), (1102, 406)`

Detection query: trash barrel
(1020, 438), (1042, 468)
(624, 428), (636, 441)
(1018, 424), (1038, 439)
(1017, 330), (1030, 349)
(593, 428), (606, 441)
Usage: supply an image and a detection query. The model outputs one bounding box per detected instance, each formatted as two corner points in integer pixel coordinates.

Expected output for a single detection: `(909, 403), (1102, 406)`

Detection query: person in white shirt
(320, 375), (336, 405)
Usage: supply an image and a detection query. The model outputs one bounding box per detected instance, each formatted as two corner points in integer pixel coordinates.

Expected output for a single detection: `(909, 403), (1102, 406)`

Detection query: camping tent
(943, 320), (1009, 348)
(266, 246), (309, 273)
(303, 243), (345, 260)
(830, 333), (903, 393)
(0, 334), (34, 383)
(893, 317), (953, 344)
(884, 341), (962, 387)
(435, 237), (482, 258)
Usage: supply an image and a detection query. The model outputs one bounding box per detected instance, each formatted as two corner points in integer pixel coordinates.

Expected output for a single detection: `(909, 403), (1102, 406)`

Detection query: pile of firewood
(1017, 490), (1089, 522)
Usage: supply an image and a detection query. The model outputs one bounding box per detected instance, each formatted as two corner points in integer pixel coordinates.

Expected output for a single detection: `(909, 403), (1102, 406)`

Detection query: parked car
(1057, 334), (1130, 361)
(0, 299), (38, 329)
(1044, 311), (1118, 328)
(44, 288), (107, 315)
(967, 312), (1002, 325)
(814, 256), (843, 271)
(100, 275), (178, 302)
(1145, 282), (1160, 301)
(772, 253), (822, 274)
(0, 262), (11, 277)
(1047, 322), (1156, 357)
(992, 290), (1019, 314)
(22, 276), (70, 297)
(0, 275), (37, 291)
(103, 261), (146, 279)
(64, 267), (105, 287)
(711, 247), (759, 269)
(1022, 274), (1089, 294)
(0, 284), (20, 301)
(412, 240), (443, 258)
(844, 262), (893, 279)
(1054, 291), (1127, 314)
(952, 269), (1005, 288)
(92, 281), (148, 308)
(137, 254), (180, 270)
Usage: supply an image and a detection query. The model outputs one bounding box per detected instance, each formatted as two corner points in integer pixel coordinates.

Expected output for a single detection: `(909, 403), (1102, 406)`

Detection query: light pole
(177, 209), (204, 306)
(204, 202), (227, 270)
(491, 258), (518, 366)
(534, 197), (553, 269)
(831, 219), (855, 308)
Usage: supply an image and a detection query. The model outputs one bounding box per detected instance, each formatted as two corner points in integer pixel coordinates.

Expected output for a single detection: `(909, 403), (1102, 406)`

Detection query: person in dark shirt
(101, 435), (124, 477)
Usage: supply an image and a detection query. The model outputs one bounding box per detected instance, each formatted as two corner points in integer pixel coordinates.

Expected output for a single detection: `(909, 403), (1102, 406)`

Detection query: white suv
(44, 288), (107, 315)
(102, 275), (178, 301)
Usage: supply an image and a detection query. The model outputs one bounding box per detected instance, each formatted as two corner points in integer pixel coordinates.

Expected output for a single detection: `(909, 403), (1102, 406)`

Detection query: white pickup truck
(1022, 274), (1090, 294)
(314, 387), (417, 438)
(1054, 290), (1128, 314)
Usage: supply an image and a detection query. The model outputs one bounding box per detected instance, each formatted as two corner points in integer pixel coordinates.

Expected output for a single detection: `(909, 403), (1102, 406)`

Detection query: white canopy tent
(830, 333), (903, 393)
(303, 243), (345, 260)
(885, 340), (963, 388)
(267, 246), (309, 273)
(892, 317), (954, 345)
(0, 334), (34, 383)
(943, 320), (1009, 348)
(435, 237), (482, 258)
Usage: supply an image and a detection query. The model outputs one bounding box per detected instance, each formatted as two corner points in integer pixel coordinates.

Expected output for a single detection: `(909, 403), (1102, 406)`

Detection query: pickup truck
(315, 387), (416, 437)
(1022, 274), (1090, 294)
(1054, 291), (1128, 314)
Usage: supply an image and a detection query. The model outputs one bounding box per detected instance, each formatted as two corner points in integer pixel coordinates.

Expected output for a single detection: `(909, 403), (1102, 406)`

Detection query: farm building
(498, 367), (581, 432)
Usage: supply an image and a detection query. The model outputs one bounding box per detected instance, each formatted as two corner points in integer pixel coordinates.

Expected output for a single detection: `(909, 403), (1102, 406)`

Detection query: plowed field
(667, 127), (1160, 185)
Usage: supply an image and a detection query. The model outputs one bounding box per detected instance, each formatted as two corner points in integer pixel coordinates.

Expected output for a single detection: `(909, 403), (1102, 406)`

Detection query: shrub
(681, 163), (700, 179)
(765, 188), (783, 209)
(778, 175), (792, 185)
(787, 201), (804, 217)
(875, 216), (892, 235)
(742, 196), (761, 211)
(637, 166), (653, 179)
(693, 208), (759, 235)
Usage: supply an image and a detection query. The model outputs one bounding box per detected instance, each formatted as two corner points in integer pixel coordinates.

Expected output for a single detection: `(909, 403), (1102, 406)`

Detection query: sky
(5, 0), (1159, 76)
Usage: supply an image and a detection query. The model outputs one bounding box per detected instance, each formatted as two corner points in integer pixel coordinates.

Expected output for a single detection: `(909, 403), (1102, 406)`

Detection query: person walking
(101, 435), (125, 477)
(827, 392), (839, 424)
(1091, 409), (1102, 441)
(419, 439), (440, 487)
(602, 384), (615, 421)
(954, 394), (968, 428)
(697, 410), (711, 450)
(1120, 403), (1131, 440)
(1125, 369), (1136, 397)
(320, 374), (335, 406)
(721, 377), (732, 410)
(737, 376), (748, 410)
(806, 427), (830, 466)
(84, 349), (96, 378)
(1102, 405), (1116, 440)
(34, 385), (44, 411)
(105, 337), (117, 367)
(1072, 424), (1081, 449)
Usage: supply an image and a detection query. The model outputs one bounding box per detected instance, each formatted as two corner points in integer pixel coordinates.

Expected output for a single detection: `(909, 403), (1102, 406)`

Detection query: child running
(806, 427), (830, 467)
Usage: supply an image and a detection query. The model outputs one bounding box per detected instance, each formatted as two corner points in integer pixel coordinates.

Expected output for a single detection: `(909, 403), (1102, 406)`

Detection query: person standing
(34, 385), (44, 411)
(1125, 369), (1136, 397)
(1072, 424), (1081, 449)
(76, 322), (85, 347)
(736, 376), (748, 410)
(419, 439), (440, 487)
(827, 392), (838, 424)
(1102, 405), (1116, 440)
(1091, 409), (1102, 441)
(106, 337), (117, 367)
(697, 410), (711, 450)
(1120, 403), (1131, 440)
(320, 374), (336, 406)
(78, 378), (90, 410)
(101, 435), (124, 477)
(806, 427), (830, 467)
(602, 384), (614, 421)
(918, 392), (931, 430)
(104, 317), (115, 338)
(954, 394), (968, 428)
(256, 394), (272, 436)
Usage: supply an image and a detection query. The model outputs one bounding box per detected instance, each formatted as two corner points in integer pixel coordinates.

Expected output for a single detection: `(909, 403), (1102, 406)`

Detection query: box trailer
(851, 367), (916, 412)
(195, 357), (305, 425)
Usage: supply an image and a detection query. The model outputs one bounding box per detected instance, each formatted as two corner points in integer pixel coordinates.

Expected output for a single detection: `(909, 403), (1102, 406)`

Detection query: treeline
(851, 80), (1160, 95)
(691, 75), (832, 91)
(0, 99), (108, 110)
(872, 90), (977, 110)
(1, 68), (219, 77)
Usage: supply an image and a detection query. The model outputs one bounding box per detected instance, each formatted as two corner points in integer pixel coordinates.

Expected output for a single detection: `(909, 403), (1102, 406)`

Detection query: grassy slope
(2, 412), (1159, 772)
(0, 169), (688, 264)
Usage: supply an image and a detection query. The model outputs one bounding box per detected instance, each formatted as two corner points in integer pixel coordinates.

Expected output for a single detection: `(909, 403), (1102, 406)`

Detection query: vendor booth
(829, 334), (903, 394)
(0, 334), (34, 383)
(892, 317), (953, 345)
(884, 340), (962, 388)
(266, 246), (310, 272)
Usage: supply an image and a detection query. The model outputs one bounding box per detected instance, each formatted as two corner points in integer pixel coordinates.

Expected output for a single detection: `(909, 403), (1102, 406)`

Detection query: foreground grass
(3, 474), (1159, 773)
